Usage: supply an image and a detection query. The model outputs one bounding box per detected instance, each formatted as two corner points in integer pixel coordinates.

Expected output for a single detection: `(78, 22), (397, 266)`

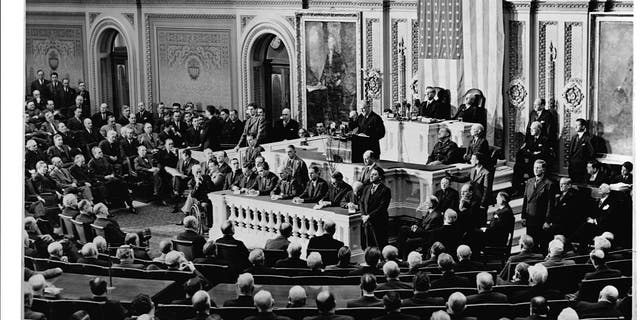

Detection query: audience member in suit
(275, 242), (307, 268)
(60, 78), (76, 112)
(318, 171), (352, 207)
(454, 245), (484, 272)
(325, 246), (357, 270)
(347, 273), (385, 307)
(376, 261), (412, 291)
(133, 145), (164, 202)
(358, 150), (382, 185)
(60, 194), (80, 219)
(568, 119), (595, 183)
(525, 98), (557, 140)
(138, 123), (162, 152)
(92, 203), (127, 246)
(47, 72), (64, 109)
(223, 158), (243, 190)
(349, 246), (384, 276)
(295, 166), (329, 203)
(77, 118), (104, 150)
(372, 292), (419, 320)
(286, 286), (307, 308)
(446, 292), (477, 320)
(499, 262), (532, 286)
(301, 290), (353, 320)
(455, 183), (483, 236)
(397, 196), (443, 258)
(265, 223), (292, 251)
(414, 86), (437, 117)
(80, 277), (126, 320)
(244, 249), (273, 275)
(171, 148), (199, 211)
(47, 134), (74, 167)
(448, 152), (493, 218)
(406, 251), (427, 274)
(513, 296), (549, 320)
(610, 161), (633, 185)
(482, 191), (515, 247)
(76, 82), (91, 117)
(351, 100), (386, 162)
(545, 178), (584, 241)
(453, 92), (486, 129)
(401, 271), (445, 306)
(74, 199), (97, 225)
(255, 162), (279, 195)
(87, 146), (136, 213)
(221, 109), (245, 145)
(511, 264), (563, 303)
(378, 245), (409, 269)
(66, 107), (84, 132)
(223, 273), (256, 307)
(540, 239), (575, 268)
(215, 221), (250, 272)
(233, 162), (258, 191)
(31, 70), (51, 99)
(462, 124), (490, 164)
(99, 116), (123, 139)
(65, 95), (84, 121)
(498, 235), (544, 280)
(271, 167), (303, 200)
(521, 160), (556, 253)
(91, 103), (114, 129)
(575, 286), (623, 319)
(188, 290), (222, 320)
(77, 243), (110, 267)
(431, 253), (473, 289)
(340, 181), (364, 211)
(585, 160), (608, 187)
(112, 245), (146, 269)
(40, 110), (60, 137)
(570, 184), (623, 246)
(273, 108), (300, 141)
(418, 87), (451, 120)
(283, 145), (309, 187)
(243, 290), (296, 320)
(307, 220), (344, 252)
(427, 127), (459, 165)
(583, 249), (622, 280)
(513, 121), (556, 194)
(435, 177), (460, 212)
(176, 216), (206, 259)
(360, 167), (392, 248)
(466, 272), (508, 304)
(235, 104), (267, 148)
(68, 154), (107, 203)
(428, 209), (463, 257)
(192, 240), (229, 266)
(200, 105), (223, 151)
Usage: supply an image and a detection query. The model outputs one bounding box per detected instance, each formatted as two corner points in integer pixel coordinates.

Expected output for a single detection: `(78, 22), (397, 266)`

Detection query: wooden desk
(47, 273), (176, 303)
(209, 283), (361, 308)
(381, 118), (474, 165)
(209, 192), (362, 258)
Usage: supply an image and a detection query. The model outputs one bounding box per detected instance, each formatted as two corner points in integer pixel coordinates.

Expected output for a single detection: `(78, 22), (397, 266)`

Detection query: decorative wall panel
(506, 20), (526, 162)
(365, 18), (378, 70)
(561, 21), (584, 167)
(391, 18), (405, 103)
(25, 24), (85, 93)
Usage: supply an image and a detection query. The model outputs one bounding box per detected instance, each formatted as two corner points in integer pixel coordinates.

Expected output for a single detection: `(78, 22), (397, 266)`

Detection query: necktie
(372, 184), (377, 193)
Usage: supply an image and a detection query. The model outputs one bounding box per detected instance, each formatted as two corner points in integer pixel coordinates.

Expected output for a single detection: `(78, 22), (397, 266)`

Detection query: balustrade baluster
(291, 214), (300, 237)
(299, 216), (309, 239)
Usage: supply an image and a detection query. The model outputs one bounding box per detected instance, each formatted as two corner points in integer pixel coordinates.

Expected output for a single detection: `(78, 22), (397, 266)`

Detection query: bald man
(190, 290), (221, 320)
(351, 100), (386, 163)
(466, 272), (508, 304)
(514, 296), (548, 320)
(306, 291), (354, 320)
(287, 286), (307, 308)
(223, 273), (255, 307)
(575, 286), (623, 318)
(273, 108), (300, 141)
(244, 290), (294, 320)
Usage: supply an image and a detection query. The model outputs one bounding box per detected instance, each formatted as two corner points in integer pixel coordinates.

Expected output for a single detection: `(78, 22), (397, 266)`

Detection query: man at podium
(350, 100), (385, 163)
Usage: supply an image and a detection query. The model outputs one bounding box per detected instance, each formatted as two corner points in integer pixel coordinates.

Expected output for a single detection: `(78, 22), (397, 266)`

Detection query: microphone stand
(107, 254), (116, 291)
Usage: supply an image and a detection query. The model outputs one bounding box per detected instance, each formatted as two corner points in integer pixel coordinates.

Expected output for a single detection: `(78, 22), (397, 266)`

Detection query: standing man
(222, 109), (244, 145)
(284, 145), (309, 188)
(77, 81), (91, 117)
(60, 78), (77, 114)
(526, 98), (556, 140)
(358, 150), (381, 185)
(273, 108), (300, 141)
(67, 95), (84, 121)
(521, 159), (556, 252)
(47, 72), (64, 112)
(352, 100), (386, 163)
(201, 105), (222, 151)
(135, 102), (153, 125)
(568, 118), (594, 183)
(235, 104), (266, 150)
(91, 103), (113, 129)
(359, 167), (391, 248)
(31, 69), (51, 100)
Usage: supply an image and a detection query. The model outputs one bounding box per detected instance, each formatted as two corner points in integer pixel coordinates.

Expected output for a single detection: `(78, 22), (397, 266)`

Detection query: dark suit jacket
(91, 111), (114, 129)
(84, 296), (126, 320)
(450, 166), (493, 208)
(575, 301), (622, 319)
(453, 105), (486, 129)
(215, 234), (250, 271)
(372, 312), (420, 320)
(223, 295), (254, 307)
(47, 81), (64, 108)
(583, 266), (622, 280)
(465, 291), (508, 304)
(303, 314), (354, 320)
(77, 128), (104, 147)
(358, 163), (382, 185)
(236, 172), (258, 190)
(156, 148), (179, 169)
(485, 206), (515, 246)
(415, 99), (450, 120)
(256, 171), (280, 195)
(201, 117), (222, 150)
(431, 271), (473, 289)
(66, 116), (84, 132)
(401, 292), (445, 306)
(60, 87), (76, 109)
(522, 176), (556, 227)
(47, 145), (74, 164)
(463, 137), (490, 163)
(177, 229), (206, 259)
(275, 257), (307, 268)
(93, 217), (125, 246)
(285, 155), (309, 188)
(120, 138), (139, 159)
(224, 169), (243, 190)
(323, 181), (352, 206)
(188, 175), (215, 202)
(550, 188), (584, 229)
(417, 210), (443, 232)
(99, 140), (122, 162)
(376, 279), (412, 291)
(221, 119), (244, 145)
(273, 119), (300, 141)
(454, 259), (484, 272)
(300, 178), (330, 203)
(271, 179), (302, 199)
(526, 109), (556, 139)
(354, 111), (386, 157)
(428, 139), (459, 164)
(347, 295), (384, 308)
(359, 183), (391, 225)
(428, 224), (462, 257)
(308, 234), (344, 251)
(499, 252), (544, 280)
(31, 78), (51, 99)
(265, 235), (290, 251)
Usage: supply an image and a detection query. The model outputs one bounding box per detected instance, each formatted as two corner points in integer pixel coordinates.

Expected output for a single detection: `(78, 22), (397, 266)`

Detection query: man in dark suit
(66, 107), (84, 132)
(91, 103), (114, 130)
(427, 127), (459, 165)
(546, 178), (584, 239)
(295, 166), (329, 203)
(77, 243), (110, 267)
(401, 271), (445, 306)
(435, 177), (460, 212)
(275, 242), (307, 268)
(568, 118), (594, 183)
(445, 292), (476, 320)
(571, 183), (621, 246)
(284, 145), (309, 188)
(347, 273), (384, 307)
(81, 277), (126, 320)
(498, 235), (544, 280)
(513, 296), (549, 320)
(235, 104), (267, 149)
(319, 171), (352, 207)
(454, 245), (484, 272)
(463, 124), (490, 164)
(525, 98), (557, 140)
(223, 273), (256, 307)
(351, 100), (386, 163)
(414, 86), (449, 119)
(30, 69), (51, 100)
(112, 245), (145, 269)
(428, 209), (463, 257)
(177, 216), (206, 259)
(585, 160), (608, 187)
(232, 162), (258, 191)
(447, 153), (493, 229)
(466, 272), (508, 304)
(453, 92), (486, 129)
(431, 253), (473, 289)
(244, 290), (295, 320)
(304, 291), (354, 320)
(511, 264), (563, 303)
(396, 196), (443, 258)
(93, 208), (126, 246)
(255, 162), (279, 195)
(372, 292), (419, 320)
(575, 286), (623, 319)
(133, 145), (164, 202)
(358, 150), (382, 185)
(223, 157), (243, 190)
(513, 121), (555, 194)
(348, 246), (384, 276)
(77, 82), (91, 117)
(215, 221), (250, 272)
(201, 105), (222, 151)
(583, 249), (622, 280)
(376, 261), (412, 291)
(273, 108), (300, 141)
(265, 223), (292, 251)
(221, 109), (244, 145)
(60, 78), (77, 113)
(47, 72), (64, 110)
(521, 159), (557, 252)
(135, 102), (153, 125)
(307, 220), (344, 251)
(360, 167), (391, 248)
(65, 95), (84, 121)
(77, 118), (104, 151)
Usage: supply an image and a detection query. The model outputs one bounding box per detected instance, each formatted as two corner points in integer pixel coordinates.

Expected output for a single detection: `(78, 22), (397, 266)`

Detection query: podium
(324, 135), (354, 163)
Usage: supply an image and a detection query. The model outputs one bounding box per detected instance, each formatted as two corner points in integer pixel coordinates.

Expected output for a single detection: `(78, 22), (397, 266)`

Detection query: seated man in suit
(265, 222), (292, 251)
(112, 245), (145, 269)
(511, 263), (563, 303)
(454, 245), (484, 272)
(514, 296), (549, 320)
(575, 286), (623, 319)
(427, 127), (459, 165)
(401, 271), (445, 306)
(215, 221), (250, 272)
(82, 277), (127, 320)
(349, 246), (384, 276)
(223, 157), (243, 190)
(171, 148), (199, 212)
(133, 145), (164, 203)
(512, 121), (555, 194)
(87, 146), (136, 213)
(445, 292), (474, 320)
(255, 162), (279, 195)
(286, 286), (307, 308)
(586, 160), (608, 187)
(190, 290), (221, 320)
(244, 290), (294, 320)
(177, 215), (206, 259)
(347, 274), (384, 307)
(326, 246), (357, 270)
(193, 240), (228, 265)
(93, 204), (126, 246)
(307, 252), (324, 274)
(47, 134), (74, 167)
(49, 156), (94, 201)
(435, 177), (460, 212)
(571, 183), (624, 247)
(244, 249), (272, 275)
(397, 195), (443, 258)
(428, 209), (463, 257)
(270, 166), (302, 200)
(138, 122), (161, 152)
(306, 291), (354, 320)
(373, 292), (419, 320)
(124, 233), (151, 260)
(77, 243), (110, 267)
(232, 162), (258, 192)
(307, 220), (344, 252)
(294, 165), (329, 204)
(498, 235), (544, 281)
(583, 249), (622, 280)
(317, 171), (353, 208)
(223, 273), (255, 307)
(179, 164), (215, 226)
(466, 272), (508, 304)
(376, 261), (412, 291)
(431, 253), (473, 289)
(540, 239), (575, 267)
(379, 245), (408, 268)
(275, 242), (307, 268)
(463, 124), (489, 164)
(242, 133), (264, 165)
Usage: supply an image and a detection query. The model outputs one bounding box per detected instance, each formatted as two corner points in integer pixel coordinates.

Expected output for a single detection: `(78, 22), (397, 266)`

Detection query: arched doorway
(250, 34), (291, 135)
(97, 29), (130, 116)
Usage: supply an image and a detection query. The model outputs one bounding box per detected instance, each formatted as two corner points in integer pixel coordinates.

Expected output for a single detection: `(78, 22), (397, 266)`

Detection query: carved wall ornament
(89, 12), (100, 26)
(391, 19), (406, 103)
(508, 78), (528, 109)
(562, 81), (584, 112)
(363, 68), (382, 100)
(365, 18), (378, 70)
(241, 15), (255, 32)
(122, 13), (135, 26)
(411, 19), (419, 75)
(285, 16), (295, 28)
(187, 56), (201, 80)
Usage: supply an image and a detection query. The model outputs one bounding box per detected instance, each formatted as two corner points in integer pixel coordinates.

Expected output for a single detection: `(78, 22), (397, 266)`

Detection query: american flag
(417, 0), (504, 144)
